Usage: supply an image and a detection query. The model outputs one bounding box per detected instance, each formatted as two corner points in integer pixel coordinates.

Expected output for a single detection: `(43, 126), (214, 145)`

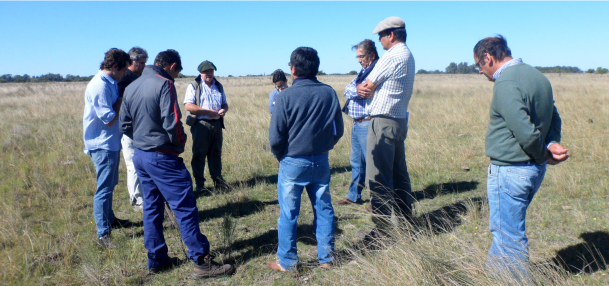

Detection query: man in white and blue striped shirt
(358, 16), (415, 238)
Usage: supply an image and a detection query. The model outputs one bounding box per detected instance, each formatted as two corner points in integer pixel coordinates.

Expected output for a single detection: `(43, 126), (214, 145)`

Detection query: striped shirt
(343, 76), (369, 120)
(366, 42), (415, 119)
(183, 79), (228, 120)
(493, 58), (523, 80)
(82, 70), (122, 154)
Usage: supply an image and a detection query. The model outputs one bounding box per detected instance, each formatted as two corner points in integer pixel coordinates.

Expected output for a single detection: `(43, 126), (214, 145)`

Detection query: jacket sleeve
(269, 92), (288, 160)
(332, 91), (345, 146)
(494, 82), (546, 163)
(545, 104), (562, 146)
(159, 81), (187, 147)
(119, 95), (133, 138)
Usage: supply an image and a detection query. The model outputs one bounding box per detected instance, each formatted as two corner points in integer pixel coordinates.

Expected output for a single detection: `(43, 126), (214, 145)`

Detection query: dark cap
(197, 61), (217, 73)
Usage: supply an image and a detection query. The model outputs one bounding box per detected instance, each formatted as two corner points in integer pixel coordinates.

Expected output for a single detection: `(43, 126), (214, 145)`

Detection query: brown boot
(192, 254), (234, 279)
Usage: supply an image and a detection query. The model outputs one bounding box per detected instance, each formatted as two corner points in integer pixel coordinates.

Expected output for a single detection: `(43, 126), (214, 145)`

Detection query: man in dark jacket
(268, 47), (344, 272)
(120, 50), (233, 278)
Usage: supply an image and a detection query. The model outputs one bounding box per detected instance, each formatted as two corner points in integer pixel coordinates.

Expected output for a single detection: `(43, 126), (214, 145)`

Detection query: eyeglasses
(378, 32), (391, 40)
(356, 53), (369, 59)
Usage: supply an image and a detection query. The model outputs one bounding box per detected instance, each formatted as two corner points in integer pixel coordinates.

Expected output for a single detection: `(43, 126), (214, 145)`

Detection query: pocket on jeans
(280, 159), (309, 182)
(504, 170), (536, 199)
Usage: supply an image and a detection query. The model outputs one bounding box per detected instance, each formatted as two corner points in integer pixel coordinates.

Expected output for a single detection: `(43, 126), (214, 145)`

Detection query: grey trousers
(365, 116), (413, 229)
(190, 119), (224, 188)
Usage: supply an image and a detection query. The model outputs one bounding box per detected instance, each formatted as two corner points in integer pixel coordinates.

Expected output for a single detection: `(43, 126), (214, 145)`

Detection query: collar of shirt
(146, 65), (174, 82)
(384, 42), (406, 56)
(292, 76), (318, 85)
(98, 70), (116, 85)
(493, 58), (523, 80)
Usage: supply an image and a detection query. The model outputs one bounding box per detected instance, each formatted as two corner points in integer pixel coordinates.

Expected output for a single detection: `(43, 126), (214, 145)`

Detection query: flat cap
(197, 60), (217, 73)
(372, 16), (405, 34)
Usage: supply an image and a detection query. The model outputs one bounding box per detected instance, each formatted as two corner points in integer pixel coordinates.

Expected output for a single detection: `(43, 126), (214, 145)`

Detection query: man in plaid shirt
(336, 39), (378, 211)
(358, 16), (415, 238)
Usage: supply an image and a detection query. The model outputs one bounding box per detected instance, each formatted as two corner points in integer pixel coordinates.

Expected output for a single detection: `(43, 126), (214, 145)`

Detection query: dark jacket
(120, 65), (187, 155)
(269, 77), (344, 160)
(117, 69), (139, 97)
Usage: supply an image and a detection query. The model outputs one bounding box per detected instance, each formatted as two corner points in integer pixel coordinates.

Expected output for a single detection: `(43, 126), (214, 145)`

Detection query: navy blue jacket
(269, 77), (344, 160)
(119, 65), (187, 155)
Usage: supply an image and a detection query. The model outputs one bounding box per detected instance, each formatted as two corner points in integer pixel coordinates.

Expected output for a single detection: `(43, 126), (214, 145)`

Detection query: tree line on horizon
(417, 63), (608, 75)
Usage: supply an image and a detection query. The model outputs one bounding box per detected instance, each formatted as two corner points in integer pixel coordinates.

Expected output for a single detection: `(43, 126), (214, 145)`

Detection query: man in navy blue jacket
(120, 50), (233, 278)
(268, 47), (344, 272)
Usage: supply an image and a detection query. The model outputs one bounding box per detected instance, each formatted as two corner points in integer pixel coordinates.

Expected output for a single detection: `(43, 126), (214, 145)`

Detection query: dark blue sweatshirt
(269, 77), (344, 160)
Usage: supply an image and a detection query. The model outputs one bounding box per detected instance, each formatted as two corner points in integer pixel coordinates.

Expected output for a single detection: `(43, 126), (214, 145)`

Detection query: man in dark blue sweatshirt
(268, 47), (344, 272)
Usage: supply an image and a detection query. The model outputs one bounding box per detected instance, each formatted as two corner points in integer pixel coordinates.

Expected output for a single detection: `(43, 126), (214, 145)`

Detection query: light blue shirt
(493, 58), (523, 80)
(82, 70), (122, 155)
(269, 89), (279, 114)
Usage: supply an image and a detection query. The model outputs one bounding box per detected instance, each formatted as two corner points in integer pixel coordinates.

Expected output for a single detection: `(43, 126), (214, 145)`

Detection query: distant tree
(535, 66), (582, 73)
(596, 67), (608, 74)
(416, 69), (429, 74)
(177, 73), (187, 78)
(228, 75), (234, 77)
(445, 62), (458, 74)
(317, 70), (326, 75)
(347, 70), (358, 75)
(586, 69), (595, 73)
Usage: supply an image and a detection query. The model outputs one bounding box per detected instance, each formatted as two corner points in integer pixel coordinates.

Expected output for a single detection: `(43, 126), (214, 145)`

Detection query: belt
(354, 118), (370, 123)
(198, 118), (219, 123)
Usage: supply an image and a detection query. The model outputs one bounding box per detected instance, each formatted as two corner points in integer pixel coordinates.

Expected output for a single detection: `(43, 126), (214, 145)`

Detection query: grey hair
(128, 47), (148, 61)
(351, 39), (379, 60)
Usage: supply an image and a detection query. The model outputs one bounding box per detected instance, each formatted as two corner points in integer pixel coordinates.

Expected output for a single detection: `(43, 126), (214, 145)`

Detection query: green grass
(0, 73), (608, 285)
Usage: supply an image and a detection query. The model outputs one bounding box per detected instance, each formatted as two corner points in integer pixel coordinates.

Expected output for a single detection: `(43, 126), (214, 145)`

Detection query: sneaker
(192, 254), (234, 279)
(149, 257), (179, 274)
(111, 218), (130, 228)
(268, 260), (288, 272)
(98, 234), (114, 249)
(133, 204), (143, 212)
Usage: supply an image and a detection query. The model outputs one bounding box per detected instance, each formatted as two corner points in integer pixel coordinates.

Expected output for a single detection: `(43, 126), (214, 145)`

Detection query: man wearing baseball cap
(183, 61), (231, 194)
(357, 16), (416, 239)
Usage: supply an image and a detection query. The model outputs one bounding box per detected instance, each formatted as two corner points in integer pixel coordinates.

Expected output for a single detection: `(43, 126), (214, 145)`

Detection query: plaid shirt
(493, 58), (523, 80)
(343, 76), (369, 120)
(366, 42), (415, 119)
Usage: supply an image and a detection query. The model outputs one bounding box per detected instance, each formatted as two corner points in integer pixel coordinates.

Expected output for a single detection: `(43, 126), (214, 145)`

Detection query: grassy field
(0, 73), (607, 285)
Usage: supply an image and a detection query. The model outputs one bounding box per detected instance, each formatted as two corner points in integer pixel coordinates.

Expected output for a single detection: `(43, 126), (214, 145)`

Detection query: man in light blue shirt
(268, 69), (288, 114)
(83, 48), (132, 248)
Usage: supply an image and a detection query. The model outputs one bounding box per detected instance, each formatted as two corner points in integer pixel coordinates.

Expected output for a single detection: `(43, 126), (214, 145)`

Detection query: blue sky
(1, 1), (607, 77)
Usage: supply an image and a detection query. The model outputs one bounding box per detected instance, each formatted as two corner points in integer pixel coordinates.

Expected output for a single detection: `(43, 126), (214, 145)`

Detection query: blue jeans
(277, 154), (335, 271)
(133, 148), (210, 269)
(487, 163), (547, 275)
(347, 120), (369, 203)
(90, 149), (120, 238)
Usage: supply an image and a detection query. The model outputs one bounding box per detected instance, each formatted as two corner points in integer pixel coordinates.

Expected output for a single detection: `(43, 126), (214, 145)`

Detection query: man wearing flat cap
(357, 16), (416, 238)
(183, 61), (230, 193)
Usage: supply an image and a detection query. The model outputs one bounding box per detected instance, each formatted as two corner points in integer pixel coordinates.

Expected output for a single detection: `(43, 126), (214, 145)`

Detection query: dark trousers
(365, 116), (413, 230)
(190, 119), (224, 187)
(133, 148), (210, 268)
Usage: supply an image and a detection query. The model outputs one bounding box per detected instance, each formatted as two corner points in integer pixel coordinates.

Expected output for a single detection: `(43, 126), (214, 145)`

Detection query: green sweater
(485, 63), (562, 165)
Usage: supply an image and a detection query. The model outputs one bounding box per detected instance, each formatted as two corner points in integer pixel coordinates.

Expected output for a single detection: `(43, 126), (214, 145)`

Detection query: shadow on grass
(548, 231), (609, 274)
(220, 165), (353, 191)
(214, 223), (344, 266)
(413, 180), (479, 201)
(198, 199), (278, 221)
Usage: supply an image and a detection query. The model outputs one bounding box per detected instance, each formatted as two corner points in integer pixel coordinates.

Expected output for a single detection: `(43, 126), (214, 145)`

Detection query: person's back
(486, 63), (558, 165)
(123, 65), (186, 155)
(270, 78), (343, 159)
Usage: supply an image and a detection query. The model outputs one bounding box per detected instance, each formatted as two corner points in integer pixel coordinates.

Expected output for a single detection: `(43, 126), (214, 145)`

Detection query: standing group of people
(82, 15), (568, 279)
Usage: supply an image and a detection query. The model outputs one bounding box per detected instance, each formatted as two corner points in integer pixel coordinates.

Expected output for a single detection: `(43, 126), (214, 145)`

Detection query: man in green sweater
(473, 35), (569, 276)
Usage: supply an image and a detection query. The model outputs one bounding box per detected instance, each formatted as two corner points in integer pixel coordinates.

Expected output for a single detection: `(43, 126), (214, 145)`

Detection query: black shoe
(195, 186), (210, 195)
(111, 218), (130, 228)
(149, 257), (180, 274)
(192, 254), (234, 279)
(213, 179), (232, 192)
(98, 234), (114, 249)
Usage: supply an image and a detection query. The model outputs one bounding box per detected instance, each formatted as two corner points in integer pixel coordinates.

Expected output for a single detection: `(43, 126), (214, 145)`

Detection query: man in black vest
(183, 61), (230, 193)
